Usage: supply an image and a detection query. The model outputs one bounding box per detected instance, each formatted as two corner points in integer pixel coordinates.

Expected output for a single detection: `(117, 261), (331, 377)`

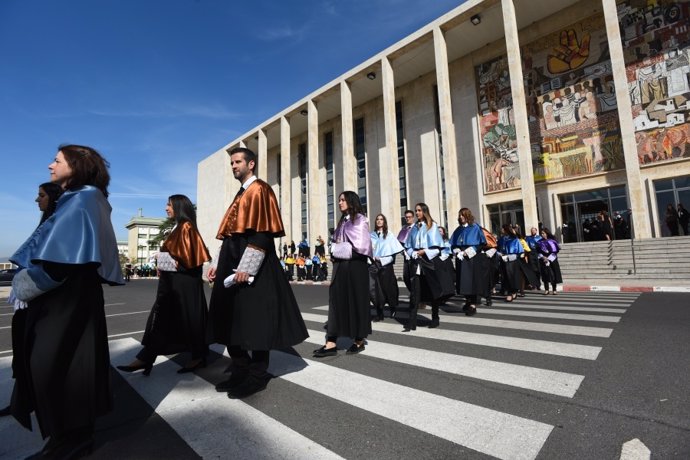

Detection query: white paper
(464, 246), (477, 259)
(223, 273), (256, 288)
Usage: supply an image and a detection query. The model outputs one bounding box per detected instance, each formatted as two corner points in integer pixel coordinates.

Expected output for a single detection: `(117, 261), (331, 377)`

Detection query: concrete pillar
(381, 57), (402, 227)
(501, 0), (539, 227)
(433, 26), (462, 221)
(340, 80), (357, 192)
(280, 116), (292, 241)
(257, 129), (267, 180)
(307, 99), (327, 245)
(602, 0), (652, 238)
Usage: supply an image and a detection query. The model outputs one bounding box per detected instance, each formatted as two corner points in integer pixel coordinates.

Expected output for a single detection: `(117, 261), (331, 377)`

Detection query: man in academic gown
(207, 147), (308, 399)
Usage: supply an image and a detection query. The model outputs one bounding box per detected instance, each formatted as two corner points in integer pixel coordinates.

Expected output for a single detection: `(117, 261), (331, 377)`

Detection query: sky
(0, 0), (465, 259)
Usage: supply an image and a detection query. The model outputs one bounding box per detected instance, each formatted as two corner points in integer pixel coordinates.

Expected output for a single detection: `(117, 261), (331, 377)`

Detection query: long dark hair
(415, 202), (434, 228)
(541, 227), (555, 240)
(169, 194), (197, 227)
(58, 144), (111, 197)
(374, 213), (388, 238)
(38, 182), (63, 224)
(338, 191), (364, 224)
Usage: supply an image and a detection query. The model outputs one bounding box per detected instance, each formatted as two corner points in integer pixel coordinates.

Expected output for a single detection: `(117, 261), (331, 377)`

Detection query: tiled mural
(522, 13), (624, 182)
(618, 0), (690, 164)
(476, 56), (520, 192)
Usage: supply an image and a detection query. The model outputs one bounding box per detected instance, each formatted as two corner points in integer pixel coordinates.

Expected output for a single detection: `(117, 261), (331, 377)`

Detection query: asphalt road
(1, 281), (689, 459)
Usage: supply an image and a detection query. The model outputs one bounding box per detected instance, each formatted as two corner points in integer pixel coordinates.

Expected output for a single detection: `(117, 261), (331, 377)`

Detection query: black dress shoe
(116, 363), (153, 376)
(177, 358), (207, 374)
(402, 326), (416, 332)
(0, 405), (11, 417)
(465, 305), (477, 316)
(215, 373), (248, 392)
(428, 318), (439, 328)
(313, 345), (337, 358)
(227, 376), (269, 399)
(346, 343), (365, 355)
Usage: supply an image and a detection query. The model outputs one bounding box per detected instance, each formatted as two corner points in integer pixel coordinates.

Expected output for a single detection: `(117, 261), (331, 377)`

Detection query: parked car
(0, 268), (18, 286)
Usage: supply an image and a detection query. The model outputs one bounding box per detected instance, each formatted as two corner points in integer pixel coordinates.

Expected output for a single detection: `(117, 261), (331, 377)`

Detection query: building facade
(198, 0), (690, 255)
(124, 210), (166, 265)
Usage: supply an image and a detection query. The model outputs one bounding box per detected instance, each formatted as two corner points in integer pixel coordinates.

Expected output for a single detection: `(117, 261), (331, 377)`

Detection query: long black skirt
(410, 256), (455, 304)
(503, 258), (522, 293)
(328, 256), (372, 339)
(369, 262), (399, 308)
(140, 268), (208, 360)
(455, 253), (491, 298)
(12, 268), (111, 438)
(518, 256), (541, 288)
(540, 258), (564, 285)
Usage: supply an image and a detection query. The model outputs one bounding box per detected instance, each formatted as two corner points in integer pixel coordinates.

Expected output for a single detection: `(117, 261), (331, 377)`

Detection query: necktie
(234, 187), (244, 201)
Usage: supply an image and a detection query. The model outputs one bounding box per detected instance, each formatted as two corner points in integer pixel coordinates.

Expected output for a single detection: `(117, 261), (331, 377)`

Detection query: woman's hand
(416, 249), (425, 257)
(207, 266), (217, 282)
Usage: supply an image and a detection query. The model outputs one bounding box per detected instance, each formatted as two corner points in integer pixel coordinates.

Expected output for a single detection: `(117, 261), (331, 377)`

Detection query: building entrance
(487, 201), (525, 235)
(559, 185), (629, 243)
(654, 175), (690, 237)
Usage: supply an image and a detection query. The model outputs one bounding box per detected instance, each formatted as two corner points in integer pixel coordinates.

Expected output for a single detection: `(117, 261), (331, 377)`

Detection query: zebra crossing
(0, 291), (640, 459)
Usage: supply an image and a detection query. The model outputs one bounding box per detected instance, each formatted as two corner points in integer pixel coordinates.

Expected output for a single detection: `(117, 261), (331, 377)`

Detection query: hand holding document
(224, 273), (255, 288)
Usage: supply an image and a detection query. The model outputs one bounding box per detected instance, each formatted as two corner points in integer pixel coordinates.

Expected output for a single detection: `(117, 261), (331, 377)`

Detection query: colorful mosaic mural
(522, 13), (624, 182)
(476, 56), (520, 192)
(619, 0), (690, 165)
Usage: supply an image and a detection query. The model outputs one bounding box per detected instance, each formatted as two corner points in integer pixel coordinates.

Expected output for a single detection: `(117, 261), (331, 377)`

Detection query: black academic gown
(208, 232), (308, 351)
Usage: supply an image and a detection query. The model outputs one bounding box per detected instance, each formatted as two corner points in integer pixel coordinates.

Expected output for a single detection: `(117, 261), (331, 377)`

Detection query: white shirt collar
(241, 175), (257, 190)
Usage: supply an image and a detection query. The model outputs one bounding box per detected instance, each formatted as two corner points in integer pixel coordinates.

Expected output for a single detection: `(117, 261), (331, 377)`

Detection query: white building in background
(198, 0), (690, 256)
(125, 209), (166, 265)
(116, 241), (129, 260)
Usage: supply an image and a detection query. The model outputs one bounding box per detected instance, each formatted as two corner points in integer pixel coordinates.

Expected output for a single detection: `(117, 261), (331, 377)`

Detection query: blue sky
(0, 0), (464, 258)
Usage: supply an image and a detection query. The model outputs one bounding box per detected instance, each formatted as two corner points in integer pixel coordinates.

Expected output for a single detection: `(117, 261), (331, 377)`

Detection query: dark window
(433, 86), (448, 226)
(325, 131), (335, 227)
(396, 100), (407, 224)
(298, 143), (308, 239)
(354, 117), (367, 213)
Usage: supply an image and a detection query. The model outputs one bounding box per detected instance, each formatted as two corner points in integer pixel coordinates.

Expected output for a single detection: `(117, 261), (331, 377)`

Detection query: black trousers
(228, 345), (270, 379)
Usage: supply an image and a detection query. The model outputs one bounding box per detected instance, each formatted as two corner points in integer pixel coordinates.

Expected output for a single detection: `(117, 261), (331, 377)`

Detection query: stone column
(307, 99), (327, 246)
(280, 116), (292, 241)
(340, 80), (357, 192)
(602, 0), (651, 238)
(433, 26), (461, 221)
(381, 57), (402, 227)
(501, 0), (538, 228)
(257, 128), (267, 180)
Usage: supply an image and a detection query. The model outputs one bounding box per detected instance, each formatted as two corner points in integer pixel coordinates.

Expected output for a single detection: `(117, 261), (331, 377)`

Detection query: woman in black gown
(117, 194), (211, 374)
(10, 144), (124, 459)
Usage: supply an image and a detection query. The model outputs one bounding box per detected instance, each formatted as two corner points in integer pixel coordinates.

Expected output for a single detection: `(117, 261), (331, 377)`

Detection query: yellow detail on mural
(547, 29), (591, 74)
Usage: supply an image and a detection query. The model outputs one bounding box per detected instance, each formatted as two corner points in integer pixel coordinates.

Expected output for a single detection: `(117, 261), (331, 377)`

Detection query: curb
(563, 285), (690, 293)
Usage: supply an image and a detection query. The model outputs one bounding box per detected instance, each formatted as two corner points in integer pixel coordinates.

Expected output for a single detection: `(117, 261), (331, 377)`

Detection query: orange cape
(161, 221), (211, 269)
(216, 179), (285, 239)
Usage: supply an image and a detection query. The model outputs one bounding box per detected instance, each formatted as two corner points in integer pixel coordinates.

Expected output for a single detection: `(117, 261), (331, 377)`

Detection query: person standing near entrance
(665, 203), (680, 236)
(207, 147), (308, 399)
(677, 203), (689, 235)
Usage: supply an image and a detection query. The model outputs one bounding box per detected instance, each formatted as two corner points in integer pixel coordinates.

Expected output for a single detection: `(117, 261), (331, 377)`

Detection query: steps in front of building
(559, 236), (690, 280)
(389, 236), (690, 282)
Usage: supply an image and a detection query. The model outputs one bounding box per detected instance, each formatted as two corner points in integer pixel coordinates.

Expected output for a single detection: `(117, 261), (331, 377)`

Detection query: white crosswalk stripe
(0, 292), (638, 460)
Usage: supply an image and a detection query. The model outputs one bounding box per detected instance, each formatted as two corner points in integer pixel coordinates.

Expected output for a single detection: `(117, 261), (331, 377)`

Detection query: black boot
(374, 306), (384, 322)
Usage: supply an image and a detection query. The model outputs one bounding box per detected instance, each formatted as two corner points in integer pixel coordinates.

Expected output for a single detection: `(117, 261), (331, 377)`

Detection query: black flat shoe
(465, 305), (477, 316)
(216, 373), (248, 392)
(313, 345), (337, 358)
(428, 319), (439, 329)
(402, 326), (416, 332)
(117, 363), (153, 376)
(346, 343), (365, 354)
(177, 359), (207, 374)
(227, 376), (269, 399)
